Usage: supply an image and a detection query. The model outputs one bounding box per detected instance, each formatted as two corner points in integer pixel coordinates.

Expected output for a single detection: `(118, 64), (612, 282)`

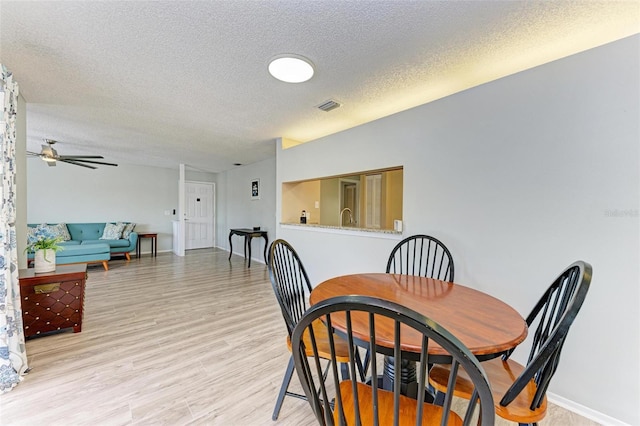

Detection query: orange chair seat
(337, 381), (462, 426)
(287, 318), (352, 363)
(429, 357), (547, 424)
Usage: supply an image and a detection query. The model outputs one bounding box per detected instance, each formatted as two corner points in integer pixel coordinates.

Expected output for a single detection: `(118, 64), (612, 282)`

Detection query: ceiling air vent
(316, 99), (341, 112)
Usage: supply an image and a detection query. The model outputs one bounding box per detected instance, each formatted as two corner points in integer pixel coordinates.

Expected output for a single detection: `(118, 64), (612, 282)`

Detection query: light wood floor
(1, 249), (599, 425)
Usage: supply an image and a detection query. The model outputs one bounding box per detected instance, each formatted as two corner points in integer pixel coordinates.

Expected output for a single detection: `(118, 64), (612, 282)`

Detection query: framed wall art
(251, 178), (260, 200)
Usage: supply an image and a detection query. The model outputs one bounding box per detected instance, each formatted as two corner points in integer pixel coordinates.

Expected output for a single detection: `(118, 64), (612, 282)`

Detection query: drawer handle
(34, 283), (61, 294)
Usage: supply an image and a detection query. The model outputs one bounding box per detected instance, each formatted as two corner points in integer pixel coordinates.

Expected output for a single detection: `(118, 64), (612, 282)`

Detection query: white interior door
(185, 182), (215, 250)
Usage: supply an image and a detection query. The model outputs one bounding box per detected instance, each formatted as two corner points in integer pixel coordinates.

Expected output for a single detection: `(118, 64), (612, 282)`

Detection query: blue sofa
(27, 223), (138, 270)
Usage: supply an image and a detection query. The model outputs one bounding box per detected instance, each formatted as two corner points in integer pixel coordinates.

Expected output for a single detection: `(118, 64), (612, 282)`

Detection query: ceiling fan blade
(27, 151), (41, 156)
(59, 159), (97, 169)
(63, 158), (118, 167)
(58, 155), (105, 159)
(38, 139), (115, 168)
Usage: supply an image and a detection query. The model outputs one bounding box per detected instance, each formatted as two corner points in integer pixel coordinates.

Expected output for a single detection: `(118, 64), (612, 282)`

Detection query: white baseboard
(548, 392), (631, 426)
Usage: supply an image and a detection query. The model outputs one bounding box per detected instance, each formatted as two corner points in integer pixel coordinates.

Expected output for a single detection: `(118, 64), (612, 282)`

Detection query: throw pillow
(52, 223), (71, 241)
(122, 223), (136, 239)
(26, 226), (38, 244)
(100, 222), (125, 240)
(39, 223), (71, 241)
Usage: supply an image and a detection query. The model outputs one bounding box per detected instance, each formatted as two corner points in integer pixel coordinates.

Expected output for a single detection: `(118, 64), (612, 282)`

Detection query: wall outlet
(315, 201), (320, 208)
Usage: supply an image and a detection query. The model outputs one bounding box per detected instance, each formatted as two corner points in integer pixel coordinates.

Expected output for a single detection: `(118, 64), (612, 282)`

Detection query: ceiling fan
(27, 139), (118, 169)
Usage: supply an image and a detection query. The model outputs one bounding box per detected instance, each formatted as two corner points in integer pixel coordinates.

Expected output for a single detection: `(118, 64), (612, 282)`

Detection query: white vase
(34, 249), (56, 273)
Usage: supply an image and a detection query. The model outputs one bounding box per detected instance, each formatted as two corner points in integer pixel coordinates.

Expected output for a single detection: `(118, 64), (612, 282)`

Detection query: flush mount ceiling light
(268, 54), (314, 83)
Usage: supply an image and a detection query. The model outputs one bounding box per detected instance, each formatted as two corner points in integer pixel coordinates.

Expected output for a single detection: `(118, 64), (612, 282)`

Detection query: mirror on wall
(282, 167), (403, 231)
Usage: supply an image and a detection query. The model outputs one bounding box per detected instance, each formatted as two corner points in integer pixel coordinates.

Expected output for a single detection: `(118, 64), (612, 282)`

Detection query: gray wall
(275, 36), (639, 424)
(26, 162), (179, 254)
(215, 156), (276, 265)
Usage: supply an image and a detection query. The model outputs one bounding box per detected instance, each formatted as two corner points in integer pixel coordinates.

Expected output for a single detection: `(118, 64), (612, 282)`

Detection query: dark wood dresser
(19, 264), (87, 338)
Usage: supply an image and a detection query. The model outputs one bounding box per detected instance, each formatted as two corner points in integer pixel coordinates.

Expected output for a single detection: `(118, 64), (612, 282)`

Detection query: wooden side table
(136, 232), (158, 258)
(19, 264), (88, 338)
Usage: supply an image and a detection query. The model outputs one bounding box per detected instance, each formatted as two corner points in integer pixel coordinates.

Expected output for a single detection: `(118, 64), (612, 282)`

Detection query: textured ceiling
(1, 1), (638, 173)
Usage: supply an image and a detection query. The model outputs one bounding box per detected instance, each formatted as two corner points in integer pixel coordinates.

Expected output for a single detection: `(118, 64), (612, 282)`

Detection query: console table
(228, 228), (268, 268)
(19, 264), (87, 338)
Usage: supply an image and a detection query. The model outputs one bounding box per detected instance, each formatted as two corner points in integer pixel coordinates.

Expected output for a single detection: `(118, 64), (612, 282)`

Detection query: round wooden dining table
(310, 273), (528, 363)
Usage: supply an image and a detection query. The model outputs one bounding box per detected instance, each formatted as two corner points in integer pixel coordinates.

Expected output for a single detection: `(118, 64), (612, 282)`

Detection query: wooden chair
(366, 234), (455, 374)
(268, 239), (363, 420)
(292, 295), (495, 425)
(386, 235), (454, 282)
(429, 260), (592, 425)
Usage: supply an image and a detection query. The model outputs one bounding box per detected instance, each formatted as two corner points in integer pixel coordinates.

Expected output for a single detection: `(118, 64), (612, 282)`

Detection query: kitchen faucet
(340, 207), (354, 226)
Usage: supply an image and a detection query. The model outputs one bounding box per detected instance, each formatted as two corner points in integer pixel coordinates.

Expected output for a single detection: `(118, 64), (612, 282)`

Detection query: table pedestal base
(367, 356), (434, 403)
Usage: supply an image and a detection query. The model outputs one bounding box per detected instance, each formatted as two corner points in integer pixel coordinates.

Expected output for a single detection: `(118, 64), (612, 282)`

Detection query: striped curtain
(0, 64), (28, 393)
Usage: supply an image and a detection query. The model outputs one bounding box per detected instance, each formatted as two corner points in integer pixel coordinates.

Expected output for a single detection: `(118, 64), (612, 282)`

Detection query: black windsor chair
(386, 234), (455, 281)
(268, 239), (363, 420)
(363, 234), (456, 382)
(429, 260), (592, 425)
(292, 295), (495, 425)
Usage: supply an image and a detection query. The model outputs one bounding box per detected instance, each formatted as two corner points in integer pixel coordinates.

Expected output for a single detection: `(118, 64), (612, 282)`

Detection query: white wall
(275, 35), (639, 425)
(26, 162), (179, 253)
(216, 157), (276, 265)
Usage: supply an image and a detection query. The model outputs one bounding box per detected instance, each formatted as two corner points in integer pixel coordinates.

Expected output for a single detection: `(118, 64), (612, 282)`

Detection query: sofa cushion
(66, 223), (106, 241)
(27, 243), (110, 260)
(83, 239), (131, 248)
(58, 243), (110, 258)
(101, 223), (125, 240)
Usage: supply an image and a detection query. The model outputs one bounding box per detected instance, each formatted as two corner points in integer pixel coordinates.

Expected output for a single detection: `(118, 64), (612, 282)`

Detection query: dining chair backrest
(268, 239), (314, 336)
(386, 234), (454, 282)
(500, 260), (592, 410)
(292, 295), (495, 425)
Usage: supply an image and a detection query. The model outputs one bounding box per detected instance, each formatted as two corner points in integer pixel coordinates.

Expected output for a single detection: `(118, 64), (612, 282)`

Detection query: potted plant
(25, 227), (64, 273)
